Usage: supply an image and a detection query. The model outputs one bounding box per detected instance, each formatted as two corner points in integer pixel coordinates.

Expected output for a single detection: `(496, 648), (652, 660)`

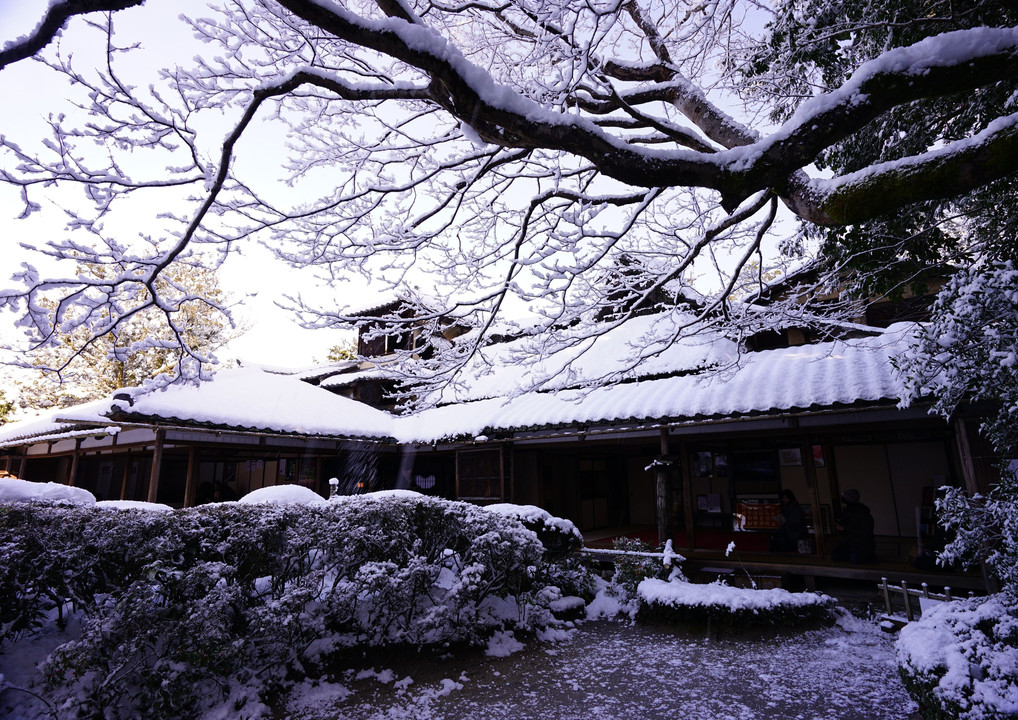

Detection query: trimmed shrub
(1, 494), (548, 719)
(636, 578), (836, 631)
(897, 594), (1018, 720)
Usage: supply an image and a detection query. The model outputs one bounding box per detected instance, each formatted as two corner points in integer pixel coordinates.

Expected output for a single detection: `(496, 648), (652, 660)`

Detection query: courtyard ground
(282, 610), (919, 720)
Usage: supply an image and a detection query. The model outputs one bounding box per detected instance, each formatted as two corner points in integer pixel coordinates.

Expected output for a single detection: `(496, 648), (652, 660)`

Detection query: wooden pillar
(119, 451), (131, 500)
(67, 438), (82, 486)
(680, 442), (696, 550)
(147, 428), (165, 504)
(656, 428), (672, 546)
(183, 447), (199, 507)
(803, 441), (826, 557)
(953, 418), (983, 496)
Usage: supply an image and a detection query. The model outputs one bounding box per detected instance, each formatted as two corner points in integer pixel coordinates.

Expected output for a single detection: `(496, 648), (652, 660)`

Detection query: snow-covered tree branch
(0, 0), (1015, 402)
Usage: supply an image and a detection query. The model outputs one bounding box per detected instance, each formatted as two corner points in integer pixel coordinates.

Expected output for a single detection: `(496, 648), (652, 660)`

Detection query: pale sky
(0, 0), (360, 371)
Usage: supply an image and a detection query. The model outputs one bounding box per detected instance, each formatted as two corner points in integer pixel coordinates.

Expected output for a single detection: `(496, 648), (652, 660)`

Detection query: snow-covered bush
(900, 262), (1018, 592)
(0, 494), (547, 719)
(610, 536), (669, 597)
(636, 579), (836, 631)
(936, 470), (1018, 593)
(485, 503), (583, 556)
(897, 594), (1018, 720)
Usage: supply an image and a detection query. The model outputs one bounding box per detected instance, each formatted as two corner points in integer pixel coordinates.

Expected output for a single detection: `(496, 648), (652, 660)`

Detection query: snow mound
(96, 500), (173, 512)
(238, 484), (326, 505)
(0, 478), (96, 505)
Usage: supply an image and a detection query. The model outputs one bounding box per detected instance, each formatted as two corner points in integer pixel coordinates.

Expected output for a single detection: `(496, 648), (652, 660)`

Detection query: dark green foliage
(748, 0), (1018, 295)
(610, 537), (667, 596)
(635, 593), (837, 632)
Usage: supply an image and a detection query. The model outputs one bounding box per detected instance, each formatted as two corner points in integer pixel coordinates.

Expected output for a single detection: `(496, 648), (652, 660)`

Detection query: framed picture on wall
(697, 494), (708, 512)
(778, 447), (802, 466)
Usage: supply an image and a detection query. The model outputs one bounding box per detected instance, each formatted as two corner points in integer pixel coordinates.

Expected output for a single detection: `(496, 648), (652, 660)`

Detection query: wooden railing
(879, 577), (976, 622)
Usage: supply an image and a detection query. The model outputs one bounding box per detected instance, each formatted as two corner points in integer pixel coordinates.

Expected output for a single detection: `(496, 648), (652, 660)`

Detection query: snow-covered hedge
(0, 494), (549, 719)
(636, 578), (836, 630)
(897, 594), (1018, 720)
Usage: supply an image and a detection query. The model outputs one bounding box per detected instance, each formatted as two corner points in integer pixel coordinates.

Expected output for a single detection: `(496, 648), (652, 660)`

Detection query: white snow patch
(238, 484), (326, 505)
(485, 630), (526, 657)
(95, 499), (173, 512)
(0, 477), (96, 505)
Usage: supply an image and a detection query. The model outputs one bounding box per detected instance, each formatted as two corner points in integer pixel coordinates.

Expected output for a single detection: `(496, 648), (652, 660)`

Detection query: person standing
(770, 489), (807, 552)
(832, 489), (876, 563)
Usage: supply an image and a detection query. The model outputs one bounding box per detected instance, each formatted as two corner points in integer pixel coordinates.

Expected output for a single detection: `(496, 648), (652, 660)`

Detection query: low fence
(879, 577), (976, 622)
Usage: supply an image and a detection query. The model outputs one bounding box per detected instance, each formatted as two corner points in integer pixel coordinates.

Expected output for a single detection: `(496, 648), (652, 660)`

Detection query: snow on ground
(283, 617), (917, 720)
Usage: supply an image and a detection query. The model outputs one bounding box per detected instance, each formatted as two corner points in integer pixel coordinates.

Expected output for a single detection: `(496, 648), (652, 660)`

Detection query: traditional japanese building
(0, 295), (999, 592)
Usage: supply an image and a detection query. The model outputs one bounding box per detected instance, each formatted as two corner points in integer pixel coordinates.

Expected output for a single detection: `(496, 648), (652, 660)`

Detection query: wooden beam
(146, 429), (165, 504)
(119, 451), (131, 500)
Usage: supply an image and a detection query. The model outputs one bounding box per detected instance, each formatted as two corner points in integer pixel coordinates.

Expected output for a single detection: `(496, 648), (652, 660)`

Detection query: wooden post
(67, 438), (82, 486)
(147, 428), (165, 504)
(656, 428), (671, 546)
(183, 447), (199, 507)
(953, 418), (983, 495)
(881, 578), (892, 615)
(803, 441), (825, 557)
(119, 451), (131, 501)
(680, 442), (696, 550)
(901, 580), (914, 622)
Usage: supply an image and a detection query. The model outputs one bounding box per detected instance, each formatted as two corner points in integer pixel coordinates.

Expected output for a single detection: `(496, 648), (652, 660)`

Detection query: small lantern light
(328, 476), (339, 500)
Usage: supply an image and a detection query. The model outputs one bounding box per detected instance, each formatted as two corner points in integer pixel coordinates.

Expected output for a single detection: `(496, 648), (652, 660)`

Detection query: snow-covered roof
(0, 325), (917, 449)
(397, 324), (913, 442)
(106, 366), (395, 439)
(0, 398), (117, 448)
(0, 366), (396, 448)
(428, 310), (740, 405)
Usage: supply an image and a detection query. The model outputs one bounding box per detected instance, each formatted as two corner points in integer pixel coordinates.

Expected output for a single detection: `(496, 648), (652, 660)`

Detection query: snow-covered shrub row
(0, 494), (550, 719)
(635, 578), (836, 630)
(897, 594), (1018, 720)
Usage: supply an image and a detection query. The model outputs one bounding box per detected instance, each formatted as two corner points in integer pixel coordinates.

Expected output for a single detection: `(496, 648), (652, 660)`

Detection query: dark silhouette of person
(770, 488), (807, 552)
(195, 481), (214, 505)
(832, 489), (876, 563)
(213, 480), (239, 502)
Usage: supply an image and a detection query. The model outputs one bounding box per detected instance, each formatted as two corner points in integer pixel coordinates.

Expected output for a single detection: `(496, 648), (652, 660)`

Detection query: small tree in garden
(0, 390), (13, 425)
(13, 259), (241, 410)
